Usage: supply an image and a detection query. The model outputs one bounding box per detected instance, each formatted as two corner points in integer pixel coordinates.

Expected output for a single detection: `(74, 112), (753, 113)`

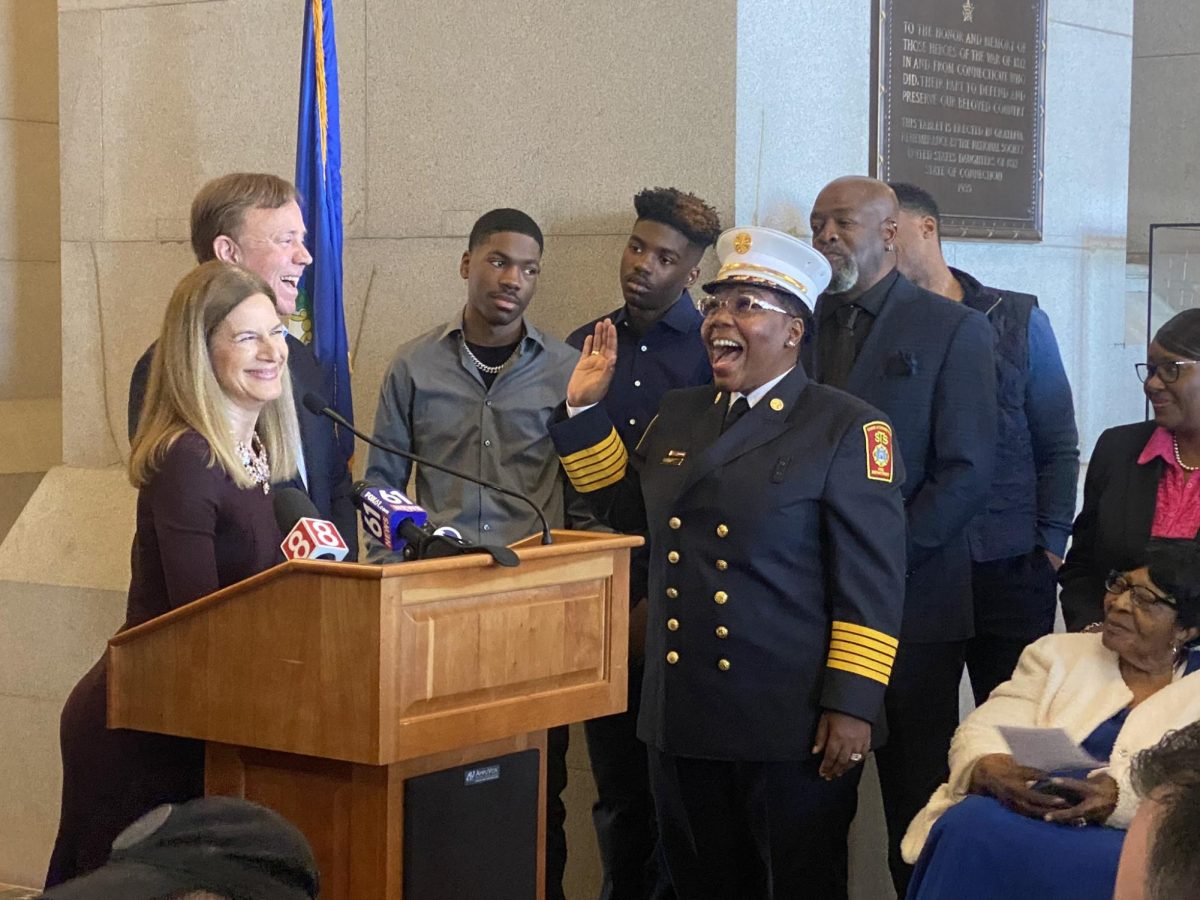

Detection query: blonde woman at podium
(44, 261), (299, 886)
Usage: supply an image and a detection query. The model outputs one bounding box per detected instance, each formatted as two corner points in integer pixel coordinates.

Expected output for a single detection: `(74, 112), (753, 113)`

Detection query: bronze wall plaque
(872, 0), (1047, 240)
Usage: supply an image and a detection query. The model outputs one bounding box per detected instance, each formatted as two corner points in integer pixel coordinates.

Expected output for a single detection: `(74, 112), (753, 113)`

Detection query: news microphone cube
(357, 486), (428, 551)
(281, 517), (349, 561)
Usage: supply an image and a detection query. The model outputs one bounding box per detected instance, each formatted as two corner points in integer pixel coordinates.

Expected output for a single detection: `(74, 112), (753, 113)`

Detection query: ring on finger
(590, 350), (601, 355)
(849, 752), (864, 763)
(1071, 817), (1087, 828)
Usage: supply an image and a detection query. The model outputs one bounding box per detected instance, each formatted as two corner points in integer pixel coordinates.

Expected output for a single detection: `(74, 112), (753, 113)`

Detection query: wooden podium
(107, 530), (640, 899)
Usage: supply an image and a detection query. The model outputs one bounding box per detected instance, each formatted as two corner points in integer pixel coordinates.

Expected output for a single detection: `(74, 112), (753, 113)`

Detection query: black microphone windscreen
(302, 392), (329, 416)
(273, 487), (320, 534)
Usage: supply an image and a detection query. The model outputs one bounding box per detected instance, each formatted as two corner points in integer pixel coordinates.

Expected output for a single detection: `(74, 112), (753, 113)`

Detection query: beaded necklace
(235, 432), (271, 494)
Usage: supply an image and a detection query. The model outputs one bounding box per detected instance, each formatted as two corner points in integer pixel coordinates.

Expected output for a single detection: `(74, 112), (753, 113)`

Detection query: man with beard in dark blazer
(805, 175), (997, 896)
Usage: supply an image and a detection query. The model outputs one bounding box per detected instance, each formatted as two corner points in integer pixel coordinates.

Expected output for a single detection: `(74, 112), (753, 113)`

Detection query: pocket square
(885, 351), (918, 376)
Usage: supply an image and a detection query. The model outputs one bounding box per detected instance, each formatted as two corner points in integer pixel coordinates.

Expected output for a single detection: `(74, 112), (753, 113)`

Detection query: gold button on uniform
(715, 626), (729, 638)
(714, 591), (728, 605)
(668, 517), (681, 529)
(716, 524), (729, 538)
(666, 587), (679, 599)
(667, 618), (680, 631)
(718, 659), (731, 671)
(716, 559), (728, 571)
(668, 551), (680, 564)
(667, 651), (680, 664)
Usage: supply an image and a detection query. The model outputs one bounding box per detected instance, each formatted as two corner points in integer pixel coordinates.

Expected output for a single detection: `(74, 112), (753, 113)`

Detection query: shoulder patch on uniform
(863, 420), (894, 483)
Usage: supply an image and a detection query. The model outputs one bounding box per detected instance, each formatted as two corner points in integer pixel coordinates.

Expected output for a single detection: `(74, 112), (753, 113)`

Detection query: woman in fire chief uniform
(551, 227), (907, 900)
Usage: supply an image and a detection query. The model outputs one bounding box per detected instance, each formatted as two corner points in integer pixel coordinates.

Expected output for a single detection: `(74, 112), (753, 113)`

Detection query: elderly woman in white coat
(902, 538), (1200, 900)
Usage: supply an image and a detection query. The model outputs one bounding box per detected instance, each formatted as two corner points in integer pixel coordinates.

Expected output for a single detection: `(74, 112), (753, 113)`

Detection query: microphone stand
(305, 393), (554, 545)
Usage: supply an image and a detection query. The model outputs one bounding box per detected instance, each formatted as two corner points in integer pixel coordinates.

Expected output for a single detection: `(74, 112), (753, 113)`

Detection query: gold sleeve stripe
(560, 427), (624, 467)
(828, 639), (895, 668)
(827, 649), (892, 678)
(572, 463), (626, 492)
(571, 455), (628, 490)
(559, 428), (629, 493)
(829, 630), (898, 661)
(831, 621), (899, 649)
(564, 452), (627, 490)
(562, 439), (626, 479)
(827, 658), (891, 686)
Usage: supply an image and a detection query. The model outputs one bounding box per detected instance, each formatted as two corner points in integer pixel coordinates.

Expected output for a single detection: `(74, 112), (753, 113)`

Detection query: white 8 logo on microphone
(286, 530), (313, 557)
(312, 520), (344, 547)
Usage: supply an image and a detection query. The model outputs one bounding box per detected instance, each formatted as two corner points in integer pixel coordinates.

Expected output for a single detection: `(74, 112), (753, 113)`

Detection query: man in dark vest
(890, 182), (1080, 706)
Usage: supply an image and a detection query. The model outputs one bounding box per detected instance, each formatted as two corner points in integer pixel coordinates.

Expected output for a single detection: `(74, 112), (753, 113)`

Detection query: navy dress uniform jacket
(551, 366), (907, 762)
(806, 274), (997, 643)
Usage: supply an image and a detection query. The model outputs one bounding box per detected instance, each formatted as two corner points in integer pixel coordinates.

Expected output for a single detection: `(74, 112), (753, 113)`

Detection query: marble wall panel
(1051, 0), (1134, 36)
(58, 10), (103, 243)
(0, 0), (58, 123)
(0, 119), (60, 262)
(0, 261), (61, 400)
(95, 0), (366, 243)
(1128, 52), (1200, 256)
(735, 0), (874, 229)
(0, 695), (72, 886)
(0, 579), (126, 887)
(0, 465), (136, 593)
(60, 240), (195, 466)
(1133, 0), (1200, 56)
(1041, 23), (1133, 242)
(363, 0), (735, 239)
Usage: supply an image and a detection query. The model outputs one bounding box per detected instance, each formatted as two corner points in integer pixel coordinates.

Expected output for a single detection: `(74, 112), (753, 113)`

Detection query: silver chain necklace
(462, 337), (520, 375)
(1174, 434), (1200, 473)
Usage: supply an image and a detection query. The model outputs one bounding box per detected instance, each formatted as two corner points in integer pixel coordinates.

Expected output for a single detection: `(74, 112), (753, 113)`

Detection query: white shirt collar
(731, 367), (794, 410)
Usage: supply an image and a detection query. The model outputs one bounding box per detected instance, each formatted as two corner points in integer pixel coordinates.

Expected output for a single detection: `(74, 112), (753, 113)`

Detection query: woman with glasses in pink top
(1059, 309), (1200, 631)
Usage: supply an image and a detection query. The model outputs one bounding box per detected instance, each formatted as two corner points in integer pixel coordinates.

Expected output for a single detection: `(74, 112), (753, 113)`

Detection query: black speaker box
(402, 748), (540, 899)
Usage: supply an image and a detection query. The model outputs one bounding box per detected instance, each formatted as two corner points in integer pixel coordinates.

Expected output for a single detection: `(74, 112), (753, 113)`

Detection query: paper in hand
(997, 726), (1104, 772)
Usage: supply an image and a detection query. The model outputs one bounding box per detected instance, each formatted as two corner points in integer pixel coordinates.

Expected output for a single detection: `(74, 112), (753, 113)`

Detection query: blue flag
(295, 0), (353, 460)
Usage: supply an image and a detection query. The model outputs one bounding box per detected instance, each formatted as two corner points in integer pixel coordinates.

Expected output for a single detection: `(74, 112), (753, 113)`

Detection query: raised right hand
(969, 753), (1066, 820)
(567, 319), (618, 408)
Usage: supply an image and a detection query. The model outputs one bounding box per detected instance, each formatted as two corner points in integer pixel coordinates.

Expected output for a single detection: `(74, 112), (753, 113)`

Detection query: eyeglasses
(698, 294), (795, 318)
(1104, 570), (1177, 611)
(1135, 360), (1200, 384)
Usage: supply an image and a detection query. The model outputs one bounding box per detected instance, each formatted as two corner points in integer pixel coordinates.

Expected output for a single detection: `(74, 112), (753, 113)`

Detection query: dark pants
(966, 549), (1058, 706)
(874, 639), (966, 898)
(647, 749), (861, 900)
(546, 724), (569, 900)
(584, 661), (674, 900)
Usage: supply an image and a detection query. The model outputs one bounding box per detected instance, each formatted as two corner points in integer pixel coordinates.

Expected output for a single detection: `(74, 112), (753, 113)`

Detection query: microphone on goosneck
(303, 391), (553, 545)
(273, 488), (350, 561)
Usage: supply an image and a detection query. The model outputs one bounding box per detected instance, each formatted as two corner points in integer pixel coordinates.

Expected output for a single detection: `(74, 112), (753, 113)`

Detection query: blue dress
(907, 652), (1200, 899)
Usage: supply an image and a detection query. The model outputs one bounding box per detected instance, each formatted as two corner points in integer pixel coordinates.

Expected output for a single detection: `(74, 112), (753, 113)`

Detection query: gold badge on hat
(733, 232), (752, 255)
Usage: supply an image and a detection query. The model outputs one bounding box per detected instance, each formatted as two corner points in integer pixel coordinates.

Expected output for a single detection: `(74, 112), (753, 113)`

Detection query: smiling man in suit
(126, 173), (357, 558)
(805, 175), (997, 896)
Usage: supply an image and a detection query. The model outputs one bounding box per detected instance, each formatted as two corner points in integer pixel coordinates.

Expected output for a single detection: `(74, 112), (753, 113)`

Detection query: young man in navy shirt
(566, 187), (720, 900)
